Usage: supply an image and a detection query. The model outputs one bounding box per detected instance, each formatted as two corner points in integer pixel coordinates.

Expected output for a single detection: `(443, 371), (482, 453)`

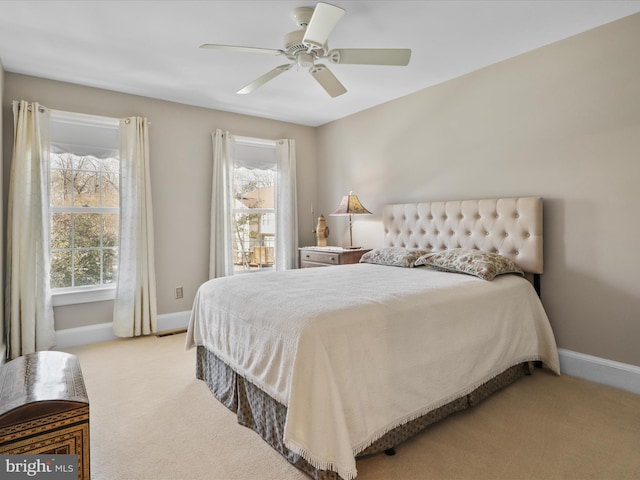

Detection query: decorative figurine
(316, 214), (330, 247)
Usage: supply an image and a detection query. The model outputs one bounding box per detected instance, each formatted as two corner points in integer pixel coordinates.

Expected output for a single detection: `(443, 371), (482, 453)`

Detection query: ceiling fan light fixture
(297, 52), (315, 68)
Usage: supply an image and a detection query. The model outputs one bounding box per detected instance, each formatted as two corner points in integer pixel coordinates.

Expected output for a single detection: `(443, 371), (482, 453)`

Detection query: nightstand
(299, 247), (372, 268)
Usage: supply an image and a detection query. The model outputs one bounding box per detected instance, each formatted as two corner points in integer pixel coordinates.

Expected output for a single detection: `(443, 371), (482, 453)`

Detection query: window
(232, 138), (277, 272)
(49, 111), (120, 304)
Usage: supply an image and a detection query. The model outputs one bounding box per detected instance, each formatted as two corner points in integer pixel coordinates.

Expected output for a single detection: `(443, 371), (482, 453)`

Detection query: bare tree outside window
(50, 152), (119, 289)
(232, 166), (276, 272)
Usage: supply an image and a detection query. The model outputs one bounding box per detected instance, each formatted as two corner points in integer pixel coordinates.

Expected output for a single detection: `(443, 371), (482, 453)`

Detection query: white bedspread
(186, 263), (560, 480)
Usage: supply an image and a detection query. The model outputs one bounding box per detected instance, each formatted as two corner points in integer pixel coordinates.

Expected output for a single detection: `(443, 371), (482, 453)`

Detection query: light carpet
(61, 333), (640, 480)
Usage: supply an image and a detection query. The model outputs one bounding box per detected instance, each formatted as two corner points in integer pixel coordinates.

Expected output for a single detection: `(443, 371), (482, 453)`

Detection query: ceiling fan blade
(309, 64), (346, 98)
(200, 44), (283, 56)
(237, 64), (292, 95)
(302, 2), (346, 50)
(328, 48), (412, 66)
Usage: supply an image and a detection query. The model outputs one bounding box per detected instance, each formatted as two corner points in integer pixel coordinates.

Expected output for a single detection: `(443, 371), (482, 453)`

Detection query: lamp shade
(331, 193), (371, 216)
(330, 192), (371, 249)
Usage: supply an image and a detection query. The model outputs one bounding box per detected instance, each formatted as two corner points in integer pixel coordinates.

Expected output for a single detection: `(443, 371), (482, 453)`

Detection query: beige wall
(2, 76), (317, 330)
(317, 13), (640, 367)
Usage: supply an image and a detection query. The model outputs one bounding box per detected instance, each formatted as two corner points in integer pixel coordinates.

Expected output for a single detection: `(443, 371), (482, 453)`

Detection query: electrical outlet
(175, 286), (183, 299)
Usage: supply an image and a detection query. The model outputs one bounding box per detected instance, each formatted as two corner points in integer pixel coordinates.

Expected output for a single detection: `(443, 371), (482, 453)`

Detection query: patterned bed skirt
(196, 346), (533, 480)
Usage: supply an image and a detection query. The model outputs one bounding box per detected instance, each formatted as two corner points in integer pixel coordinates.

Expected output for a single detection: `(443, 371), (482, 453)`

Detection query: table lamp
(330, 192), (371, 249)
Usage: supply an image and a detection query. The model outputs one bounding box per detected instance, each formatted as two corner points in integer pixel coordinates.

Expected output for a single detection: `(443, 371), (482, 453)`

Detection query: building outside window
(232, 138), (276, 272)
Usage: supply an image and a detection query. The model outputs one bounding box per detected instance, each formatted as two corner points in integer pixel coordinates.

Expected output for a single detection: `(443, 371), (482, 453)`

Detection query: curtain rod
(233, 135), (276, 147)
(12, 100), (46, 114)
(13, 101), (150, 126)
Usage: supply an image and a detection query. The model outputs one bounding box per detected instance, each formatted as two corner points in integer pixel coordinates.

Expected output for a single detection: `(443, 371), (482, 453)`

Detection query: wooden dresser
(299, 247), (371, 268)
(0, 351), (90, 480)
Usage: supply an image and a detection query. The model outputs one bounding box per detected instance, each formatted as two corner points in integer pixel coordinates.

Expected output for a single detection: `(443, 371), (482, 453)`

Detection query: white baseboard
(558, 348), (640, 395)
(54, 310), (191, 349)
(156, 310), (192, 332)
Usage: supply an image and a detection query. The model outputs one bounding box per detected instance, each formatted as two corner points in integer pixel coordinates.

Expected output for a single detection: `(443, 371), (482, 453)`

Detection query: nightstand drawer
(298, 248), (372, 268)
(301, 250), (341, 265)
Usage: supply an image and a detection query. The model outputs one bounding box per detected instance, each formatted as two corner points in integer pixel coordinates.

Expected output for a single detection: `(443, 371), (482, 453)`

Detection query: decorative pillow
(359, 247), (431, 268)
(415, 248), (524, 280)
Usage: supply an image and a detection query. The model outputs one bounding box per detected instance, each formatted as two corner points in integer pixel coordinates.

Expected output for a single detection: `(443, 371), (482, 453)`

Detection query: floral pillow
(415, 248), (524, 280)
(359, 247), (431, 268)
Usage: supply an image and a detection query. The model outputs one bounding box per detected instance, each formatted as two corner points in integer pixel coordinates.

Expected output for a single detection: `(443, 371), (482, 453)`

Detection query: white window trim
(235, 135), (276, 147)
(51, 109), (120, 128)
(232, 207), (274, 215)
(52, 285), (116, 307)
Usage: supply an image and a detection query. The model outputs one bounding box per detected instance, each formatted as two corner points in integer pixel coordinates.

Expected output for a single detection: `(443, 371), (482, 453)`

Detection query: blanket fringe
(351, 356), (549, 456)
(285, 439), (358, 480)
(286, 356), (550, 480)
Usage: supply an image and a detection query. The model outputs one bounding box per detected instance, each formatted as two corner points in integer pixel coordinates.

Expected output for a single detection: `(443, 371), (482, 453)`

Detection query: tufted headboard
(382, 196), (543, 274)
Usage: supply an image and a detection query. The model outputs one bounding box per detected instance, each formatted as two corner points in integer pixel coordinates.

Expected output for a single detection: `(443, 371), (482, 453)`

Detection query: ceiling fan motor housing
(284, 30), (327, 60)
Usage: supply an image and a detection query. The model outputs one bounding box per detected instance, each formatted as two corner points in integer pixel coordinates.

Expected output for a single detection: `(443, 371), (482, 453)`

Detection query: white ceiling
(1, 1), (639, 127)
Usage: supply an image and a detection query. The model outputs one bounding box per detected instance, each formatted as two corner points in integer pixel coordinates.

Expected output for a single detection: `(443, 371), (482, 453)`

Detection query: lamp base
(345, 246), (362, 250)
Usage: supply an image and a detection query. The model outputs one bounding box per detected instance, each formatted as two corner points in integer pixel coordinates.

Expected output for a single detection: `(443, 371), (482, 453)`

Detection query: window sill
(52, 286), (116, 307)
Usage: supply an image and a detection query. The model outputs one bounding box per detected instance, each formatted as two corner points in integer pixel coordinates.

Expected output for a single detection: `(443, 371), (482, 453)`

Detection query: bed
(186, 196), (560, 480)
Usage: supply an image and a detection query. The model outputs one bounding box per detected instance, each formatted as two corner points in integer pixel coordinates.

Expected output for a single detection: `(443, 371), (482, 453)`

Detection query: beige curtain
(275, 139), (298, 270)
(113, 116), (157, 337)
(6, 101), (55, 359)
(209, 129), (235, 279)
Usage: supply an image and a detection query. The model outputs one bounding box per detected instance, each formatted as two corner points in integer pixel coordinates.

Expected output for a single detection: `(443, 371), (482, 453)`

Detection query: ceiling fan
(200, 2), (411, 98)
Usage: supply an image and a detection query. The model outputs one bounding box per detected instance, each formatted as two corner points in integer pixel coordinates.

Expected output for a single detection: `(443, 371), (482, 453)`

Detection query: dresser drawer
(300, 260), (329, 268)
(301, 250), (341, 265)
(298, 248), (372, 268)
